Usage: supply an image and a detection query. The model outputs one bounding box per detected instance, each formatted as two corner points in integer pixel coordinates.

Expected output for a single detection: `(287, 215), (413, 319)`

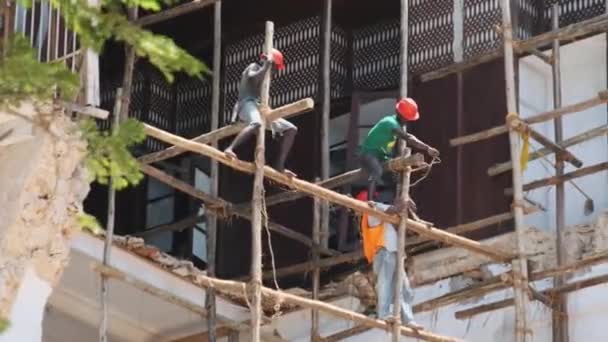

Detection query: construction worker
(356, 190), (423, 330)
(224, 48), (298, 177)
(359, 98), (439, 202)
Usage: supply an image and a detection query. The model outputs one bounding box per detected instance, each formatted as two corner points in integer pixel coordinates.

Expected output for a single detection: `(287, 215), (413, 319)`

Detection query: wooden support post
(311, 187), (321, 341)
(488, 125), (608, 176)
(450, 90), (608, 147)
(58, 101), (109, 119)
(500, 0), (529, 340)
(134, 0), (216, 26)
(206, 2), (221, 341)
(143, 125), (514, 262)
(120, 8), (138, 121)
(250, 21), (273, 342)
(99, 88), (123, 342)
(139, 164), (340, 257)
(504, 161), (608, 195)
(138, 98), (313, 165)
(551, 5), (569, 341)
(320, 0), (332, 250)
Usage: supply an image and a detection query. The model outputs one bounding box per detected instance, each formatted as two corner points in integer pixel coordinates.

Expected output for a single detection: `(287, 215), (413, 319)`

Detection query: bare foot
(367, 201), (375, 208)
(283, 169), (297, 178)
(224, 149), (237, 159)
(405, 321), (424, 331)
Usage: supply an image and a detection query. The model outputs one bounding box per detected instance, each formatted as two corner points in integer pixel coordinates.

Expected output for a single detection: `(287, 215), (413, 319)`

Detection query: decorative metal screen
(353, 20), (400, 90)
(463, 0), (502, 60)
(223, 16), (348, 125)
(542, 0), (606, 29)
(176, 77), (212, 139)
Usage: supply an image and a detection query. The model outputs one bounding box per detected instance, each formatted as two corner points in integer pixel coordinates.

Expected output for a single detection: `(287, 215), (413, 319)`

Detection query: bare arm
(391, 128), (439, 157)
(247, 59), (273, 80)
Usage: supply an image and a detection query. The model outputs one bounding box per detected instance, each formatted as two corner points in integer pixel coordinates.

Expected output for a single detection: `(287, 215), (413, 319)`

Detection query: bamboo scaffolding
(504, 161), (608, 195)
(414, 252), (608, 314)
(450, 90), (608, 147)
(488, 124), (608, 176)
(139, 163), (340, 257)
(206, 2), (222, 340)
(59, 100), (109, 119)
(236, 154), (425, 212)
(138, 99), (314, 165)
(454, 273), (608, 320)
(135, 214), (205, 238)
(320, 0), (332, 250)
(311, 190), (321, 341)
(143, 124), (514, 262)
(420, 14), (608, 82)
(500, 0), (529, 340)
(134, 0), (215, 27)
(99, 88), (123, 342)
(512, 121), (583, 168)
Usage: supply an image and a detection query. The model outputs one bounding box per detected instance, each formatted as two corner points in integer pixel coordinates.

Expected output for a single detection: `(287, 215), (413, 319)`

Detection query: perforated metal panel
(224, 16), (348, 125)
(518, 0), (541, 39)
(410, 0), (454, 74)
(176, 77), (212, 139)
(542, 0), (606, 29)
(353, 20), (400, 90)
(464, 0), (502, 60)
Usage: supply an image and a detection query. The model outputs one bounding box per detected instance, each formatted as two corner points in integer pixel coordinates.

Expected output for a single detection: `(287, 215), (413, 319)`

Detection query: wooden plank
(58, 100), (109, 119)
(488, 125), (608, 176)
(139, 164), (340, 257)
(311, 189), (321, 341)
(135, 0), (216, 27)
(138, 98), (314, 164)
(135, 214), (205, 238)
(143, 124), (515, 262)
(450, 90), (608, 147)
(522, 123), (583, 168)
(504, 161), (608, 195)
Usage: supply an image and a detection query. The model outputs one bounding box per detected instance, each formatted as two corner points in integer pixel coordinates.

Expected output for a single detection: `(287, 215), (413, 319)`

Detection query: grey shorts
(359, 152), (384, 182)
(231, 99), (297, 135)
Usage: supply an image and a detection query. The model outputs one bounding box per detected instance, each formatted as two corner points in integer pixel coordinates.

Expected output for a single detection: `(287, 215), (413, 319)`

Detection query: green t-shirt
(360, 115), (402, 160)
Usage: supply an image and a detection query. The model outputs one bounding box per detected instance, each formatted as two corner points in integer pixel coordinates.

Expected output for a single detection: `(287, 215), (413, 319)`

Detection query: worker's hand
(391, 198), (408, 214)
(426, 146), (440, 158)
(261, 52), (274, 63)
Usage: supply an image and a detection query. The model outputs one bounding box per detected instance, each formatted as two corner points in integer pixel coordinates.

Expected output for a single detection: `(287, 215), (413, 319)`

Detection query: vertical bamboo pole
(320, 0), (332, 250)
(99, 88), (123, 342)
(550, 4), (569, 342)
(206, 1), (222, 341)
(499, 1), (529, 341)
(311, 182), (321, 341)
(392, 1), (410, 341)
(250, 21), (273, 342)
(119, 8), (138, 120)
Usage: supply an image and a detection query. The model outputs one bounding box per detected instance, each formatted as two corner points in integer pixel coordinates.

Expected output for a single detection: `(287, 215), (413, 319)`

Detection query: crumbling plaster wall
(0, 102), (90, 339)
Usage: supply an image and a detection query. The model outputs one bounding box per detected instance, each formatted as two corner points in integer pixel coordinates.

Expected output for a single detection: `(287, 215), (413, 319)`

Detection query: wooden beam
(135, 0), (216, 27)
(415, 252), (608, 314)
(139, 163), (340, 257)
(234, 153), (425, 212)
(450, 90), (608, 147)
(59, 101), (109, 119)
(135, 214), (205, 238)
(420, 14), (608, 82)
(488, 124), (608, 176)
(311, 189), (321, 341)
(143, 124), (514, 262)
(259, 251), (361, 281)
(454, 273), (608, 319)
(320, 325), (371, 342)
(505, 161), (608, 195)
(516, 121), (583, 168)
(138, 98), (314, 164)
(171, 327), (233, 342)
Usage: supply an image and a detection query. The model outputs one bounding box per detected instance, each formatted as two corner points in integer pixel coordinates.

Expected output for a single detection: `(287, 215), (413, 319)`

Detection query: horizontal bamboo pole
(488, 124), (608, 176)
(144, 124), (514, 262)
(235, 153), (425, 212)
(321, 325), (371, 342)
(450, 90), (608, 147)
(421, 15), (608, 82)
(505, 161), (608, 195)
(138, 98), (314, 165)
(259, 251), (362, 281)
(59, 101), (109, 119)
(519, 123), (583, 168)
(135, 0), (216, 26)
(454, 273), (608, 319)
(415, 252), (608, 314)
(135, 214), (205, 238)
(103, 265), (459, 341)
(140, 164), (340, 257)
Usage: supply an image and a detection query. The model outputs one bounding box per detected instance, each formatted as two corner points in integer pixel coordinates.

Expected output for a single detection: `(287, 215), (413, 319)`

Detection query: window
(144, 177), (175, 252)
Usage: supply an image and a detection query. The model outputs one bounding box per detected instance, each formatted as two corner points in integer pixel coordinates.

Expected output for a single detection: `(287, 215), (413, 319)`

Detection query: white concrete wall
(519, 34), (608, 233)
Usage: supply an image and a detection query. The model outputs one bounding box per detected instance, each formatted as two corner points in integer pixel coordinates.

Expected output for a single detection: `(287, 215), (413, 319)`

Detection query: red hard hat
(396, 98), (420, 121)
(355, 190), (379, 202)
(262, 48), (285, 70)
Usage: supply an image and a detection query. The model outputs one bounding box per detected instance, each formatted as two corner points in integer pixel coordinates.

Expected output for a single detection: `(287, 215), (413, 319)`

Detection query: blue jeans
(373, 248), (415, 324)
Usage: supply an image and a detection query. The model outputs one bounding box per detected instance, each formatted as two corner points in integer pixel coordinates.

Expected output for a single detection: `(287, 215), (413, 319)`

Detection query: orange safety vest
(360, 213), (385, 264)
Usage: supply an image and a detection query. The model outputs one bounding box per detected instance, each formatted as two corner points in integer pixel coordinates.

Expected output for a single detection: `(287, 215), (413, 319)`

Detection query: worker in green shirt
(359, 98), (439, 202)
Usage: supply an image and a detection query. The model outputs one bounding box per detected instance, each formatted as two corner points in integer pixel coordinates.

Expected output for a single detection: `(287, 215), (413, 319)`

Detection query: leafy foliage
(79, 117), (146, 190)
(0, 318), (9, 334)
(76, 212), (103, 235)
(0, 35), (79, 107)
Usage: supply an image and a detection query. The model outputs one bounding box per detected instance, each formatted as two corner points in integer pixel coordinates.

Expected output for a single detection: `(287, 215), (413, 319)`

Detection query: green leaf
(77, 213), (103, 235)
(0, 317), (10, 334)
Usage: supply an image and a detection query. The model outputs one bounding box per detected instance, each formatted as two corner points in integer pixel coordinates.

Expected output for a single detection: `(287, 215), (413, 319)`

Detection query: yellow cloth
(360, 213), (385, 264)
(520, 130), (530, 172)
